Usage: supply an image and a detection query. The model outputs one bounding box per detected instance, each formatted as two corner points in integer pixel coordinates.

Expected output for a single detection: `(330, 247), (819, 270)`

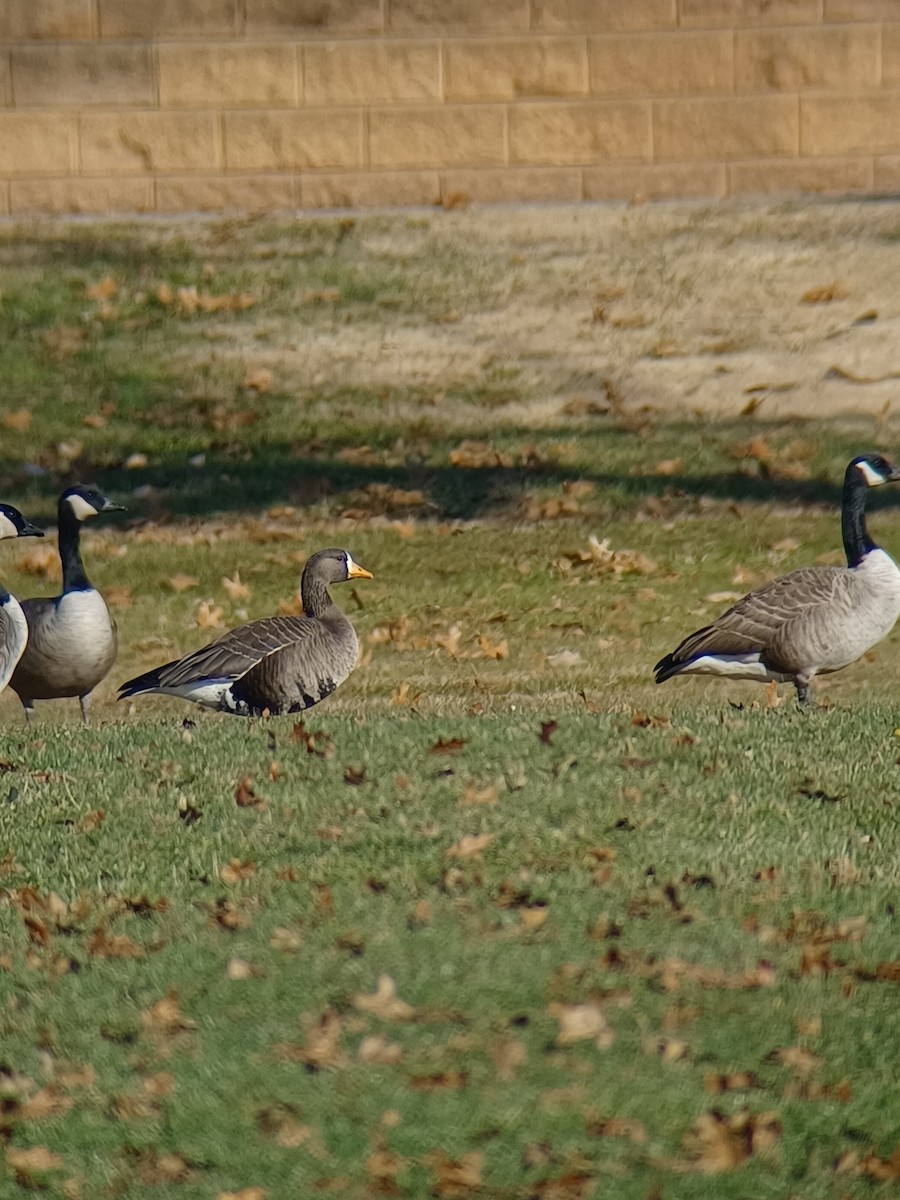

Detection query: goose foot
(79, 695), (91, 726)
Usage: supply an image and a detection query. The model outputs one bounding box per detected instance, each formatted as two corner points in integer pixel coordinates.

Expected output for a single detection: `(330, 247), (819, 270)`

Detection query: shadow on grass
(3, 420), (896, 526)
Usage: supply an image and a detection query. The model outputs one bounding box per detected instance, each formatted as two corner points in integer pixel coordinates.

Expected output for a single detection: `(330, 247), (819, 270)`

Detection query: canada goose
(10, 485), (125, 724)
(654, 454), (900, 705)
(118, 547), (373, 716)
(0, 506), (44, 692)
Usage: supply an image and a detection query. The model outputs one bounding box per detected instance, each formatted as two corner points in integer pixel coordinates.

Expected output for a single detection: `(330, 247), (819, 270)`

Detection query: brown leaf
(235, 777), (265, 810)
(243, 367), (274, 394)
(490, 1037), (525, 1081)
(1, 407), (32, 432)
(447, 833), (494, 860)
(291, 722), (334, 758)
(801, 282), (848, 303)
(539, 720), (559, 745)
(430, 737), (466, 755)
(476, 634), (507, 660)
(222, 571), (251, 602)
(352, 975), (416, 1021)
(426, 1149), (482, 1197)
(105, 585), (133, 609)
(141, 991), (196, 1035)
(410, 1071), (467, 1092)
(5, 1145), (65, 1184)
(682, 1108), (781, 1174)
(217, 1189), (268, 1200)
(86, 927), (145, 959)
(358, 1035), (403, 1065)
(221, 859), (256, 885)
(343, 765), (367, 786)
(297, 1010), (346, 1070)
(549, 1001), (613, 1049)
(195, 600), (225, 629)
(80, 808), (105, 833)
(588, 1116), (647, 1143)
(460, 780), (497, 807)
(164, 573), (199, 593)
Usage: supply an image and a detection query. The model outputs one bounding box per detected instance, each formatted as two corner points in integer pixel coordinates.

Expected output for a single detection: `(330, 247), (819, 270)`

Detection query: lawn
(0, 203), (899, 1198)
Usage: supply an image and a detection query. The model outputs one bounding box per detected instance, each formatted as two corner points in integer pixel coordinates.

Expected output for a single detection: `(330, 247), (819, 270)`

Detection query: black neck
(842, 467), (878, 568)
(300, 571), (337, 618)
(58, 502), (92, 591)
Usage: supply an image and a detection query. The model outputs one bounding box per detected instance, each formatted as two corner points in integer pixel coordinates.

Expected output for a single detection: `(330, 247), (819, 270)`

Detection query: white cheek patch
(857, 460), (885, 487)
(0, 514), (18, 540)
(66, 494), (99, 521)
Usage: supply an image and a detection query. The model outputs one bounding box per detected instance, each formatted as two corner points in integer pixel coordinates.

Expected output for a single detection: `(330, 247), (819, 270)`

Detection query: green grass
(0, 211), (899, 1197)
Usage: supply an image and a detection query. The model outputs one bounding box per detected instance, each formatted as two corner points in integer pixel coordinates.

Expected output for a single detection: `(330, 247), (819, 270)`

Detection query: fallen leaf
(196, 600), (225, 629)
(86, 927), (144, 959)
(80, 808), (105, 833)
(221, 859), (256, 885)
(352, 975), (416, 1021)
(222, 571), (251, 602)
(358, 1035), (403, 1065)
(430, 737), (467, 755)
(460, 780), (497, 807)
(539, 720), (559, 745)
(141, 991), (196, 1035)
(447, 833), (494, 860)
(243, 367), (273, 393)
(549, 1001), (613, 1049)
(5, 1145), (65, 1184)
(165, 573), (199, 593)
(476, 634), (508, 660)
(801, 282), (848, 303)
(1, 408), (32, 432)
(426, 1149), (483, 1197)
(235, 777), (265, 810)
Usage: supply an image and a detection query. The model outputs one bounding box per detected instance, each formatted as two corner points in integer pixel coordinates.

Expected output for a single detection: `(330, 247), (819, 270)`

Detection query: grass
(0, 207), (899, 1197)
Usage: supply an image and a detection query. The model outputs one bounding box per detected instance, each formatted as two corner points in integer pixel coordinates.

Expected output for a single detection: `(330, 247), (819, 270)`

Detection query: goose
(118, 547), (374, 717)
(654, 454), (900, 705)
(10, 485), (125, 724)
(0, 505), (44, 692)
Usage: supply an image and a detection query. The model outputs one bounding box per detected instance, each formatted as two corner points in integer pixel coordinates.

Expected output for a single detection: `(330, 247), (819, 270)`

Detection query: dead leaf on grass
(195, 600), (225, 629)
(1, 408), (32, 432)
(5, 1145), (65, 1185)
(352, 975), (416, 1021)
(165, 573), (199, 593)
(358, 1035), (404, 1065)
(681, 1108), (781, 1173)
(447, 833), (494, 860)
(222, 571), (251, 602)
(549, 1001), (613, 1049)
(801, 282), (848, 304)
(220, 859), (256, 885)
(430, 736), (466, 755)
(426, 1149), (482, 1197)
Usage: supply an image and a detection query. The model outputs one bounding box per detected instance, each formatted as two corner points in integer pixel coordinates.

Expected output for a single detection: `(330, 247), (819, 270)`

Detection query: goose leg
(79, 694), (91, 726)
(794, 675), (813, 706)
(20, 699), (34, 726)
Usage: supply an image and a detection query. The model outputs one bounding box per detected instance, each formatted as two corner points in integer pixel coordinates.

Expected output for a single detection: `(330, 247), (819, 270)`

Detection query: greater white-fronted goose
(654, 453), (900, 705)
(118, 547), (373, 717)
(0, 505), (44, 692)
(10, 485), (125, 724)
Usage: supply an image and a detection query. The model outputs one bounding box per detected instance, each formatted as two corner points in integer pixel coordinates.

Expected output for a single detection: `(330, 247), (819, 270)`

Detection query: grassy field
(0, 207), (899, 1198)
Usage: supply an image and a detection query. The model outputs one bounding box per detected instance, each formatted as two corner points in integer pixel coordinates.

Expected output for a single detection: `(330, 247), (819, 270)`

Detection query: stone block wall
(0, 0), (898, 214)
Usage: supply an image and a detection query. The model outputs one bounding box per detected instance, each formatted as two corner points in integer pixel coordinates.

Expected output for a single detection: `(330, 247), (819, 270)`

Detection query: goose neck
(57, 504), (91, 592)
(841, 469), (877, 568)
(300, 571), (336, 618)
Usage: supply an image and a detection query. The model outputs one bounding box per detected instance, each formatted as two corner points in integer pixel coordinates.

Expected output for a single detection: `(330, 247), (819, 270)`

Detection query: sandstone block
(679, 0), (818, 25)
(369, 107), (505, 168)
(735, 26), (878, 91)
(225, 110), (362, 170)
(12, 45), (153, 108)
(873, 157), (900, 190)
(300, 169), (439, 207)
(440, 166), (582, 202)
(10, 176), (152, 214)
(590, 32), (731, 96)
(388, 0), (528, 32)
(509, 101), (650, 165)
(0, 55), (11, 107)
(156, 174), (297, 212)
(245, 0), (382, 35)
(159, 44), (297, 108)
(0, 0), (94, 40)
(0, 113), (74, 174)
(445, 38), (586, 102)
(881, 24), (900, 87)
(583, 162), (724, 200)
(304, 41), (440, 105)
(99, 0), (237, 37)
(80, 113), (219, 173)
(728, 157), (873, 195)
(654, 96), (797, 159)
(532, 0), (675, 33)
(824, 1), (898, 18)
(801, 94), (900, 156)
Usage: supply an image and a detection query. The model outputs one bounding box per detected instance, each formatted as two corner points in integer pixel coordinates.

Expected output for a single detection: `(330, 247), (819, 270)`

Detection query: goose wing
(657, 566), (846, 671)
(119, 614), (322, 696)
(0, 595), (29, 692)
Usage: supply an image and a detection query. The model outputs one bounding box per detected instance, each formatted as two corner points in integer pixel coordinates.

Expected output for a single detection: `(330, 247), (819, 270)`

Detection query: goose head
(0, 505), (43, 541)
(850, 454), (900, 488)
(60, 485), (126, 522)
(305, 548), (374, 585)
